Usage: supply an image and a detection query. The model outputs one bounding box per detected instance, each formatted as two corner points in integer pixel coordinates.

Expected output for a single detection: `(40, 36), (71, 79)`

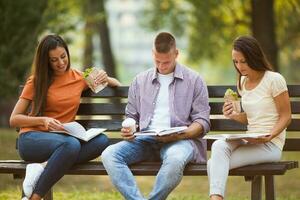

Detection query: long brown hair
(233, 35), (273, 90)
(31, 34), (70, 116)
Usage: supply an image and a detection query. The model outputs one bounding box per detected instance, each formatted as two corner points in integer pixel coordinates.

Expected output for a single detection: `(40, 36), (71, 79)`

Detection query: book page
(50, 122), (106, 141)
(224, 133), (270, 140)
(202, 134), (225, 140)
(139, 129), (161, 134)
(134, 126), (187, 136)
(204, 133), (270, 140)
(157, 126), (187, 136)
(84, 128), (107, 140)
(63, 122), (86, 137)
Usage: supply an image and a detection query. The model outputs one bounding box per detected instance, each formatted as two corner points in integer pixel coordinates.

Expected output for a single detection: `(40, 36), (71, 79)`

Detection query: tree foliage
(143, 0), (250, 62)
(142, 0), (300, 79)
(275, 0), (300, 81)
(0, 0), (48, 100)
(0, 0), (81, 101)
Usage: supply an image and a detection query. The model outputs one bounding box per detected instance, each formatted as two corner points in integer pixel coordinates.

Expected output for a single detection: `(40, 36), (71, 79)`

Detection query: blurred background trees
(82, 0), (117, 76)
(144, 0), (300, 74)
(0, 0), (48, 100)
(0, 0), (299, 126)
(0, 0), (48, 125)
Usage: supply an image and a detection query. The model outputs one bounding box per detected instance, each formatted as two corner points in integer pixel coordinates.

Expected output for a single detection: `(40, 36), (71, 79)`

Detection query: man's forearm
(179, 122), (204, 140)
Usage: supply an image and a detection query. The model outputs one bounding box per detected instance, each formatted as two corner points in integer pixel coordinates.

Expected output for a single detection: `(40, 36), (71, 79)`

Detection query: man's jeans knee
(149, 140), (194, 200)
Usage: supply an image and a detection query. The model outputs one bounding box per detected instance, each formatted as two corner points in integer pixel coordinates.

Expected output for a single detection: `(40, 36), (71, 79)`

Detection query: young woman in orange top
(10, 34), (121, 200)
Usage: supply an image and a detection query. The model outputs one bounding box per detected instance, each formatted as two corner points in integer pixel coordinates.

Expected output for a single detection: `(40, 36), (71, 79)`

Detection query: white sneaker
(23, 163), (44, 198)
(21, 187), (28, 200)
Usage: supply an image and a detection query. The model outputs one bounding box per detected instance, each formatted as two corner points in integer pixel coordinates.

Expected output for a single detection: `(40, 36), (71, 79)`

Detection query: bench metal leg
(265, 175), (275, 200)
(251, 176), (262, 200)
(44, 188), (53, 200)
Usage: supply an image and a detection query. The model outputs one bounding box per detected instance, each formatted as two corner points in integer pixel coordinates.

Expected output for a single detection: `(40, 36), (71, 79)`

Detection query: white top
(239, 71), (288, 150)
(148, 73), (174, 130)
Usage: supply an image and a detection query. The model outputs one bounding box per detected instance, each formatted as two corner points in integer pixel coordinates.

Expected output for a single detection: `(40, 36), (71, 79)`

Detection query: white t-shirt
(239, 71), (288, 150)
(148, 73), (174, 130)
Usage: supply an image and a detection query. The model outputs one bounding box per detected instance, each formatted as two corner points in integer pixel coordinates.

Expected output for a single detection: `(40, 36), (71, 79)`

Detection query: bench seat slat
(0, 161), (297, 176)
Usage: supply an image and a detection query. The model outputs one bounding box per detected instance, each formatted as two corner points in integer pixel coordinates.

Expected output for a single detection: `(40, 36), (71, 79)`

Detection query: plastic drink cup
(122, 118), (136, 133)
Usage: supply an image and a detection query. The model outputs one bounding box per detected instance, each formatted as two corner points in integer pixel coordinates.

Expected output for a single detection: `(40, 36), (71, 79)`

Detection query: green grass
(1, 128), (300, 199)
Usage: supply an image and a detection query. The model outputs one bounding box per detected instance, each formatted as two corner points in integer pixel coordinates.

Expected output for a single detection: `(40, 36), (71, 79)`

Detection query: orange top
(19, 69), (88, 134)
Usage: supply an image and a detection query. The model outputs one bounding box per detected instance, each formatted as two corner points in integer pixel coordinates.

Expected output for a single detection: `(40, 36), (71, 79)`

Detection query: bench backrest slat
(80, 85), (300, 98)
(81, 86), (128, 98)
(76, 102), (300, 115)
(206, 85), (300, 97)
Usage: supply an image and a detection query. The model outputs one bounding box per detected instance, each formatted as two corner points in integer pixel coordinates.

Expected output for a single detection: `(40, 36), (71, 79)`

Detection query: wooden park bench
(0, 85), (299, 200)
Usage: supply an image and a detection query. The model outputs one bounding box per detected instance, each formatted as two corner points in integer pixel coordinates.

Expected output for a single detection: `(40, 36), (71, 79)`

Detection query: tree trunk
(83, 21), (94, 69)
(82, 0), (94, 69)
(94, 0), (120, 120)
(251, 0), (278, 71)
(96, 0), (117, 77)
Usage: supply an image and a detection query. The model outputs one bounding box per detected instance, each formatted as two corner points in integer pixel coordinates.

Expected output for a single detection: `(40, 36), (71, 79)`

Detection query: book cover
(134, 126), (187, 136)
(203, 133), (270, 141)
(51, 122), (106, 142)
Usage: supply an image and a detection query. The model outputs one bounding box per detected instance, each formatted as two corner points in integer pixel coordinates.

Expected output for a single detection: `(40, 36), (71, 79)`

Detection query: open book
(51, 122), (106, 142)
(203, 133), (270, 141)
(134, 126), (187, 136)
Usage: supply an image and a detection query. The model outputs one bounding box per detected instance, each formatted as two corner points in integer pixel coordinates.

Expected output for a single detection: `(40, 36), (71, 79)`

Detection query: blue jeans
(101, 136), (194, 200)
(18, 131), (109, 197)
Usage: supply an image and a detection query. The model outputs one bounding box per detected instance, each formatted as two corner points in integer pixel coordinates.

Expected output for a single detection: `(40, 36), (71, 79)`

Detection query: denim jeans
(18, 131), (109, 197)
(101, 136), (194, 200)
